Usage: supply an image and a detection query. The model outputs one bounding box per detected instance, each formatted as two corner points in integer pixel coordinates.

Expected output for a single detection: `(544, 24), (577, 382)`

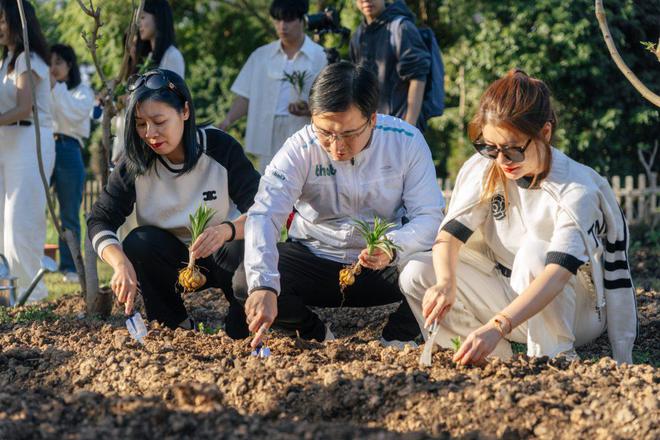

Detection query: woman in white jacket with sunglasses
(399, 69), (637, 365)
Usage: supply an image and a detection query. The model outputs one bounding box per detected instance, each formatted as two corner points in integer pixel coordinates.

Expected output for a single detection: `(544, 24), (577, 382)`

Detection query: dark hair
(50, 44), (81, 90)
(136, 0), (176, 69)
(0, 0), (49, 73)
(269, 0), (308, 21)
(468, 68), (557, 204)
(124, 69), (199, 178)
(309, 61), (379, 119)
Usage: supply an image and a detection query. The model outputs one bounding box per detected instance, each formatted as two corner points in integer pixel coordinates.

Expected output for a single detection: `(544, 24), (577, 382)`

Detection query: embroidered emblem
(490, 194), (506, 220)
(202, 190), (217, 201)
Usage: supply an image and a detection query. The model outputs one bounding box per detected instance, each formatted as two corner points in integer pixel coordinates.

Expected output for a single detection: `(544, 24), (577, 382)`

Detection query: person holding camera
(218, 0), (327, 173)
(238, 62), (444, 349)
(350, 0), (431, 130)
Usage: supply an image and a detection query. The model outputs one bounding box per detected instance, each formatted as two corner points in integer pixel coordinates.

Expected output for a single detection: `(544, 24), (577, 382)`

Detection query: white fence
(81, 173), (660, 225)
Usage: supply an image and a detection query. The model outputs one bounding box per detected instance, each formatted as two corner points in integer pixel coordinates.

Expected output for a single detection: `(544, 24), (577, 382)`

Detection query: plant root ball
(178, 265), (206, 293)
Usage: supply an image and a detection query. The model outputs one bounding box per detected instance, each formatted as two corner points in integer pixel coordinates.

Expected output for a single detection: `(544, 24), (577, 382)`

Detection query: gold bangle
(492, 316), (507, 337)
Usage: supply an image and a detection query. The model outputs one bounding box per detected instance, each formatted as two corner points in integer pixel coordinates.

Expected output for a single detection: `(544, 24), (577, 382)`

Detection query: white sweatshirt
(244, 114), (445, 295)
(51, 82), (94, 144)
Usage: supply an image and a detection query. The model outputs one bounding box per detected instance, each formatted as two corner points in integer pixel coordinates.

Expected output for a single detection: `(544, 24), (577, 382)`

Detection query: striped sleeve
(86, 160), (136, 259)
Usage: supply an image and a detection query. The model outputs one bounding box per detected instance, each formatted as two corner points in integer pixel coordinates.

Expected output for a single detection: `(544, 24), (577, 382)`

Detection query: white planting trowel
(126, 312), (148, 344)
(419, 320), (439, 367)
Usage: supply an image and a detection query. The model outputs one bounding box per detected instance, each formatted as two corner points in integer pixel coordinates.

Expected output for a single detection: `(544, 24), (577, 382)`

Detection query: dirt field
(0, 247), (658, 439)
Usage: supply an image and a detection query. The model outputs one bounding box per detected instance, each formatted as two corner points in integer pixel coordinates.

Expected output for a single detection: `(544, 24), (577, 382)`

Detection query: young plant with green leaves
(178, 204), (216, 292)
(339, 217), (401, 304)
(451, 336), (462, 352)
(281, 70), (309, 101)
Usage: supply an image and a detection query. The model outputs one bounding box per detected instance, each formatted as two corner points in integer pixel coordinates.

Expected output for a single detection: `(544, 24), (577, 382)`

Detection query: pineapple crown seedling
(281, 70), (309, 97)
(188, 204), (216, 243)
(353, 217), (402, 260)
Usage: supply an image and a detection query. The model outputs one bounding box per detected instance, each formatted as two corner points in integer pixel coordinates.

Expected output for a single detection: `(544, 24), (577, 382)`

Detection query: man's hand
(288, 100), (311, 117)
(358, 248), (392, 271)
(245, 289), (278, 348)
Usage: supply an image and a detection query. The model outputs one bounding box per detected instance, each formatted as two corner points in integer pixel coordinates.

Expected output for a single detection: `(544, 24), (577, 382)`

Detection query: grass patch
(511, 342), (527, 354)
(45, 211), (113, 301)
(197, 322), (221, 335)
(0, 304), (57, 325)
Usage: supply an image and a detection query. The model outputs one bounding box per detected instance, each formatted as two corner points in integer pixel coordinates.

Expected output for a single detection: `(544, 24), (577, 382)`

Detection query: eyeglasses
(472, 137), (532, 163)
(313, 119), (371, 146)
(127, 71), (187, 103)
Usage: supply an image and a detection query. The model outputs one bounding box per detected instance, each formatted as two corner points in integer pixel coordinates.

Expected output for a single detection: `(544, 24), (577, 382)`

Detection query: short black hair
(269, 0), (308, 21)
(136, 0), (176, 69)
(309, 61), (379, 119)
(50, 44), (82, 90)
(124, 69), (199, 178)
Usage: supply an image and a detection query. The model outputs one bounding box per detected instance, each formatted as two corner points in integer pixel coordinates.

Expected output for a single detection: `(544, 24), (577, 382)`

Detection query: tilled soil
(0, 264), (658, 439)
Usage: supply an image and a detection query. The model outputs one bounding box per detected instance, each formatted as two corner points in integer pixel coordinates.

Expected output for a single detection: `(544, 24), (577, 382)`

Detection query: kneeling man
(238, 61), (444, 348)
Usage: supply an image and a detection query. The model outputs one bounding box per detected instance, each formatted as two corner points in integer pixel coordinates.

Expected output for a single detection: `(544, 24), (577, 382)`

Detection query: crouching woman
(87, 69), (261, 338)
(399, 69), (637, 365)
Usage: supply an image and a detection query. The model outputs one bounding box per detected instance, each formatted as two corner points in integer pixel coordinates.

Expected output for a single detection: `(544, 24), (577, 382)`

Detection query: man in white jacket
(238, 62), (444, 348)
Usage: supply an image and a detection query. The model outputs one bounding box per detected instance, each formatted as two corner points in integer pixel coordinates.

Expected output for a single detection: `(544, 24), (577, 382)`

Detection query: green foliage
(188, 204), (216, 243)
(197, 322), (220, 335)
(353, 217), (402, 260)
(0, 305), (57, 325)
(451, 336), (462, 351)
(419, 0), (660, 179)
(35, 0), (659, 177)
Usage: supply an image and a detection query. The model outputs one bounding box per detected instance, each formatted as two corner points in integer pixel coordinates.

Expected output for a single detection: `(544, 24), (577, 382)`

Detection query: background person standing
(350, 0), (430, 130)
(49, 44), (94, 284)
(0, 0), (54, 301)
(219, 0), (327, 173)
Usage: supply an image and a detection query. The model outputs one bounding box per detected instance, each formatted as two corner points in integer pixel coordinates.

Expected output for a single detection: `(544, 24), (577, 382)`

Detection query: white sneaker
(379, 337), (418, 350)
(62, 272), (80, 283)
(324, 324), (335, 342)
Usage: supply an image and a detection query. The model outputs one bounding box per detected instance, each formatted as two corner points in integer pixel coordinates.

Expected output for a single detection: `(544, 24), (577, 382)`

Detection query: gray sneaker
(62, 272), (79, 283)
(379, 337), (418, 350)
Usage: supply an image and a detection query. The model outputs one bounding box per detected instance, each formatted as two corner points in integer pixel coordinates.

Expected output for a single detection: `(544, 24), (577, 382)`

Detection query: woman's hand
(110, 260), (139, 315)
(422, 281), (456, 328)
(358, 248), (391, 271)
(190, 223), (233, 259)
(452, 322), (503, 366)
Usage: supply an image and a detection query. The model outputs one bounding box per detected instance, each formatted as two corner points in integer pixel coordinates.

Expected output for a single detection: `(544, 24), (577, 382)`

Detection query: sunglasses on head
(127, 71), (187, 103)
(472, 137), (532, 163)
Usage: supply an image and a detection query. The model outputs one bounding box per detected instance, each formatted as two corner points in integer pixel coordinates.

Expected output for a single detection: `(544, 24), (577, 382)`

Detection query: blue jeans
(52, 135), (85, 273)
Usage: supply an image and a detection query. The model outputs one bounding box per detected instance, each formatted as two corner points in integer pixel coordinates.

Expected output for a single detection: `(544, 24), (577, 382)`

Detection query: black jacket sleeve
(203, 128), (261, 214)
(86, 160), (136, 256)
(395, 19), (431, 81)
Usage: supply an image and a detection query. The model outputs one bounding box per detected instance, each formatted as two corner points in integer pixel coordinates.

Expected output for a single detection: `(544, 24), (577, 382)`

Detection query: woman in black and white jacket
(87, 69), (260, 338)
(399, 69), (636, 365)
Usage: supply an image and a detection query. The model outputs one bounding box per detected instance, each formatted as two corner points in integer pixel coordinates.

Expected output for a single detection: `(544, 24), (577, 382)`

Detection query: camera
(305, 7), (342, 34)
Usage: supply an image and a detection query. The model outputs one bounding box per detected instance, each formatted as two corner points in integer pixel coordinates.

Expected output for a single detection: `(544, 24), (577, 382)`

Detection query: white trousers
(0, 125), (55, 302)
(399, 237), (606, 359)
(257, 114), (308, 174)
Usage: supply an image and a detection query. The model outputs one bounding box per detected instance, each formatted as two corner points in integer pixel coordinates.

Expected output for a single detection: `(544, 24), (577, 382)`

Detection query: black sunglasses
(472, 137), (532, 163)
(127, 72), (187, 103)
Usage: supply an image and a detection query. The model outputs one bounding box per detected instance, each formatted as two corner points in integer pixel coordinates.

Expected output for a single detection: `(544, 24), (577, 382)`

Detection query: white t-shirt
(159, 45), (185, 79)
(0, 52), (52, 128)
(51, 82), (94, 143)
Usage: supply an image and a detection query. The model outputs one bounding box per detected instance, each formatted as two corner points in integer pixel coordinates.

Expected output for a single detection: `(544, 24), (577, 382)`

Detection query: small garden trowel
(419, 320), (439, 367)
(126, 312), (148, 344)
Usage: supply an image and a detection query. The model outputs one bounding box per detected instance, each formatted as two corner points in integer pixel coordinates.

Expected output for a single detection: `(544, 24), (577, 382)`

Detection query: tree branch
(595, 0), (660, 107)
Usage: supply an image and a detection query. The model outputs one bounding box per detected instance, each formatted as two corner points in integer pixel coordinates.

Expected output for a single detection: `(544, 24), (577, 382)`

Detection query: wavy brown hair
(468, 69), (557, 207)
